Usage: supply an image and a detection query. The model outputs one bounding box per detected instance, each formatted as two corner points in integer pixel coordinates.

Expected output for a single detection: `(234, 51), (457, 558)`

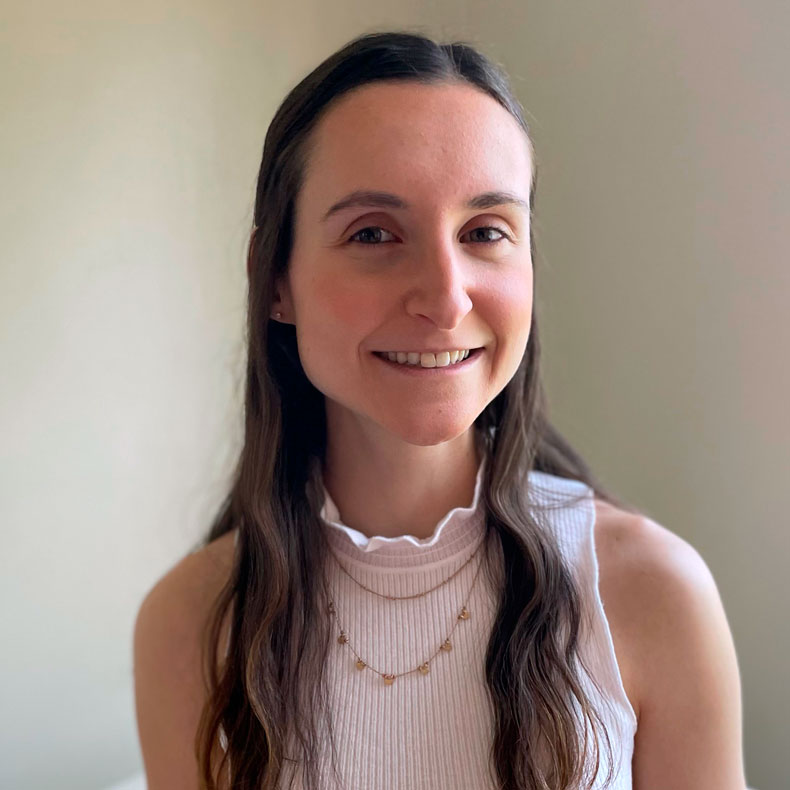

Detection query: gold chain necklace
(326, 538), (486, 685)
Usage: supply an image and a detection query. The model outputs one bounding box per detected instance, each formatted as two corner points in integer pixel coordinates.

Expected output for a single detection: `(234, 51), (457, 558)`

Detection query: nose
(403, 237), (474, 330)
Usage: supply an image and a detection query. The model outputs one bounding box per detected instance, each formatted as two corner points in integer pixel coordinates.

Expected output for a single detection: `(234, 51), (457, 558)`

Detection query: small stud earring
(273, 311), (282, 319)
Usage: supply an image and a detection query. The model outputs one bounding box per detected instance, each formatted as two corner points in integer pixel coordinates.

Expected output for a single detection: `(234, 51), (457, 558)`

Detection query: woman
(133, 31), (746, 790)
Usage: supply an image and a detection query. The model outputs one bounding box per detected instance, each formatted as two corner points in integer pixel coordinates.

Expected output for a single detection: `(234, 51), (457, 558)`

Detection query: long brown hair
(195, 30), (639, 790)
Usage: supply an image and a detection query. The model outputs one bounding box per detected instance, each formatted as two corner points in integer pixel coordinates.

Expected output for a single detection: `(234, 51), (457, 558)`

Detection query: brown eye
(464, 226), (509, 244)
(347, 225), (510, 246)
(348, 226), (397, 245)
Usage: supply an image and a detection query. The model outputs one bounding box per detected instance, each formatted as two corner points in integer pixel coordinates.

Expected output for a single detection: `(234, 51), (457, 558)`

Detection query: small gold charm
(337, 630), (348, 644)
(458, 607), (470, 620)
(440, 638), (452, 651)
(418, 662), (430, 675)
(355, 659), (366, 670)
(382, 674), (396, 685)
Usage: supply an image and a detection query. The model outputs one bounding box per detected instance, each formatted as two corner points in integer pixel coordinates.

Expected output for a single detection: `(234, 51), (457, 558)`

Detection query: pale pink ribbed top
(226, 458), (638, 789)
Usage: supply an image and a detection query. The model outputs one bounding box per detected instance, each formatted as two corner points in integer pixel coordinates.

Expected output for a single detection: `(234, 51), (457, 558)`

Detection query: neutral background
(2, 1), (787, 788)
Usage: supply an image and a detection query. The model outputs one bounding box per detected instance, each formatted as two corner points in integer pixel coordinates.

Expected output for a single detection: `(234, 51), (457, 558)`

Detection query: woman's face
(277, 80), (534, 448)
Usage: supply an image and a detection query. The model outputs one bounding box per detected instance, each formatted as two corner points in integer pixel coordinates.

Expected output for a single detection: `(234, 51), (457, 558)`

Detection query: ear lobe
(271, 275), (293, 322)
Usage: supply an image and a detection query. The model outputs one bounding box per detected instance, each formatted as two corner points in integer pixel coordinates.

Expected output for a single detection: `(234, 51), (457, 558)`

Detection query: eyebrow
(320, 189), (530, 223)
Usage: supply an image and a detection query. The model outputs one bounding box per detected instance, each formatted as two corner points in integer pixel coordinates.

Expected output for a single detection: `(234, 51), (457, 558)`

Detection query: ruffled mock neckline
(320, 455), (488, 566)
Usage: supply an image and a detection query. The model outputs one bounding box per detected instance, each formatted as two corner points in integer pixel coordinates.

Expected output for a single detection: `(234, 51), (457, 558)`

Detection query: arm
(626, 517), (747, 789)
(133, 532), (235, 789)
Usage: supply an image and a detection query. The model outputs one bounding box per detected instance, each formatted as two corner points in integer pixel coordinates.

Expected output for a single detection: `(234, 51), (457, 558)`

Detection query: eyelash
(347, 225), (511, 246)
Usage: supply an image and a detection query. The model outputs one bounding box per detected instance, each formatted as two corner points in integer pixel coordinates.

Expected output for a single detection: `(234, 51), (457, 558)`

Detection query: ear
(271, 273), (294, 324)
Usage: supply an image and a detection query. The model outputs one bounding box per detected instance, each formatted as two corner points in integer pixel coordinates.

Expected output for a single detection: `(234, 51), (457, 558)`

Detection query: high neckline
(320, 455), (488, 568)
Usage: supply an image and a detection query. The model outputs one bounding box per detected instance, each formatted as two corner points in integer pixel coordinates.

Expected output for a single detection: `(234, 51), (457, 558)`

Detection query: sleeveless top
(222, 457), (638, 788)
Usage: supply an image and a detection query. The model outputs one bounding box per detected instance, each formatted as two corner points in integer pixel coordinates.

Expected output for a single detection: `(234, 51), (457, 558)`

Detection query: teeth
(382, 349), (472, 368)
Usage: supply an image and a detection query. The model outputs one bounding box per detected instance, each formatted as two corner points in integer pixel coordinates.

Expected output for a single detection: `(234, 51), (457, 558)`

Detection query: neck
(321, 427), (482, 541)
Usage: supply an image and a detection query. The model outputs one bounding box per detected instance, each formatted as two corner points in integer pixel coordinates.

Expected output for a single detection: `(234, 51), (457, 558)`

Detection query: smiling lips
(374, 348), (480, 368)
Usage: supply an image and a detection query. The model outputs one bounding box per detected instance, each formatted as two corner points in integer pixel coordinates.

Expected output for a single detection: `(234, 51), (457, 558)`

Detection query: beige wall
(1, 2), (785, 788)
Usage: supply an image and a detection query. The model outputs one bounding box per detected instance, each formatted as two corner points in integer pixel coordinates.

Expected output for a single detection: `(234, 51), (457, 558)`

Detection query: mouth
(371, 347), (484, 373)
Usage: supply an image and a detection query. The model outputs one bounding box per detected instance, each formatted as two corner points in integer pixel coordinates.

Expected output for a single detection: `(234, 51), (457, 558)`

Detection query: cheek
(309, 266), (390, 327)
(487, 268), (533, 328)
(294, 269), (384, 361)
(485, 270), (533, 375)
(320, 287), (360, 329)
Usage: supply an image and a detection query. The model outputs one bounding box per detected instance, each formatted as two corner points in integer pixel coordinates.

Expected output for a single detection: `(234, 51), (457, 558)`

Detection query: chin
(379, 414), (478, 447)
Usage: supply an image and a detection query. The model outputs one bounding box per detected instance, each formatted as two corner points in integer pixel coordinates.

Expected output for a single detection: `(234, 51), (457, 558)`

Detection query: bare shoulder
(592, 499), (725, 651)
(592, 498), (716, 613)
(591, 499), (715, 720)
(593, 498), (709, 572)
(134, 528), (238, 661)
(592, 500), (746, 788)
(133, 529), (238, 788)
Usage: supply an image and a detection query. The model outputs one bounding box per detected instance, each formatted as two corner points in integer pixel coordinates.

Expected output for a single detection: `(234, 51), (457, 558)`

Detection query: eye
(348, 226), (398, 245)
(346, 225), (511, 246)
(462, 226), (511, 244)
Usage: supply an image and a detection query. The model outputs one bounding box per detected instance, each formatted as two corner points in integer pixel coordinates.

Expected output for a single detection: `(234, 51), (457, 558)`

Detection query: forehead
(299, 81), (533, 215)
